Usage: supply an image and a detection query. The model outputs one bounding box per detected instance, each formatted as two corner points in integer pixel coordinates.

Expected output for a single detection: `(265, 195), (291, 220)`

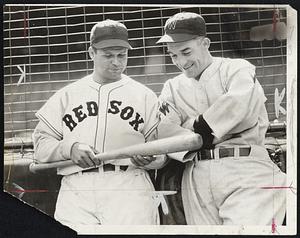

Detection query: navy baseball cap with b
(90, 19), (132, 49)
(157, 12), (206, 43)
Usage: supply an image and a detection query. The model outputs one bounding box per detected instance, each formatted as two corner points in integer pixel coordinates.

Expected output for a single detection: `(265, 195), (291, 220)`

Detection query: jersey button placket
(95, 85), (109, 153)
(195, 83), (208, 114)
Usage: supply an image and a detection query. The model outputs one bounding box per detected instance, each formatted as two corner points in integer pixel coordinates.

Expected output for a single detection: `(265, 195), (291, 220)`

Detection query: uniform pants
(54, 168), (159, 233)
(182, 145), (286, 225)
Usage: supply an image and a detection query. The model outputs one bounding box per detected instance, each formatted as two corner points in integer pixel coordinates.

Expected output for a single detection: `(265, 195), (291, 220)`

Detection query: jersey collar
(88, 74), (130, 91)
(199, 57), (223, 81)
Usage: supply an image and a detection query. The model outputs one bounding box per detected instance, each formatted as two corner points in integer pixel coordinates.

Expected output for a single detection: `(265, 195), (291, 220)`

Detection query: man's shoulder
(220, 57), (255, 76)
(69, 74), (92, 87)
(124, 74), (144, 87)
(221, 57), (255, 70)
(49, 75), (92, 99)
(59, 75), (92, 92)
(123, 75), (155, 94)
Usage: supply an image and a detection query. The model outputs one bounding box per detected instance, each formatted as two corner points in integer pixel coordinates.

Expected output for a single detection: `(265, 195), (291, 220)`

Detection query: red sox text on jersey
(62, 100), (144, 132)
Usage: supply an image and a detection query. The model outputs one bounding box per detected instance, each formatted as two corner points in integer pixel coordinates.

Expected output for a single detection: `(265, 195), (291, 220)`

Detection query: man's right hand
(70, 142), (101, 168)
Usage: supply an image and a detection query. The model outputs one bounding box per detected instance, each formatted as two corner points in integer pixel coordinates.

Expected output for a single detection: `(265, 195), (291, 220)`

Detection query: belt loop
(234, 146), (239, 159)
(214, 148), (220, 162)
(115, 165), (120, 172)
(198, 151), (201, 161)
(194, 152), (200, 164)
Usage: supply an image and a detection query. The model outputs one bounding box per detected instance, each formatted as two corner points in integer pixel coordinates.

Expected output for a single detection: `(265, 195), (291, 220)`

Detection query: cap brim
(156, 33), (199, 44)
(93, 39), (132, 49)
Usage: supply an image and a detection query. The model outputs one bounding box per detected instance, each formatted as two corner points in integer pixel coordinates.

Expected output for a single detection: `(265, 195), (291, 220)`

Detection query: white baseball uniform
(158, 57), (286, 225)
(33, 74), (165, 231)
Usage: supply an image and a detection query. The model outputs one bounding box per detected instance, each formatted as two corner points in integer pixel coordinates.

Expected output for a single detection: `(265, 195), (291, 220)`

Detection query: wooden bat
(29, 134), (202, 173)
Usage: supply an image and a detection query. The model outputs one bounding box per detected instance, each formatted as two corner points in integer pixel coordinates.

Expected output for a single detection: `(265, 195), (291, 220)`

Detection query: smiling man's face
(167, 37), (210, 80)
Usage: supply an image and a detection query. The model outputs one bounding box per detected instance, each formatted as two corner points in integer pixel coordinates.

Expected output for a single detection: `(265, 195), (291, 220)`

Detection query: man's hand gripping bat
(29, 134), (202, 173)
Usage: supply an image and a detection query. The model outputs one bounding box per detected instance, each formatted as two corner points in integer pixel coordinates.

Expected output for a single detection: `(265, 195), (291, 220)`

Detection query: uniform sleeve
(157, 81), (197, 162)
(33, 121), (74, 163)
(158, 80), (194, 138)
(35, 90), (64, 138)
(203, 60), (268, 139)
(33, 90), (77, 163)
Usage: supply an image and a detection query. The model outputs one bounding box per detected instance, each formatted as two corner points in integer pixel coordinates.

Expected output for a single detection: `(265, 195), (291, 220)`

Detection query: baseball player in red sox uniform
(156, 12), (286, 225)
(33, 19), (166, 232)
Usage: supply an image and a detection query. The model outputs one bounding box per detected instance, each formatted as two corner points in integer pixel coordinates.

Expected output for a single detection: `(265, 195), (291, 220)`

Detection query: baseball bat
(29, 134), (202, 173)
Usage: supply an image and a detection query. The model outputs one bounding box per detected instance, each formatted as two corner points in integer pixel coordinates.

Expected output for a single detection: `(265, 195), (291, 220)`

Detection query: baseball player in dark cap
(33, 19), (166, 232)
(156, 12), (286, 225)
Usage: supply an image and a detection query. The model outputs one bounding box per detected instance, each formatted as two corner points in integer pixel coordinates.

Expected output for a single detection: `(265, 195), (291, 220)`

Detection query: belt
(195, 147), (251, 161)
(82, 164), (128, 173)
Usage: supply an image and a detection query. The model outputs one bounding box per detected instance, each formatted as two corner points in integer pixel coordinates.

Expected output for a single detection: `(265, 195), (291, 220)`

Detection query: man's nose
(111, 56), (120, 65)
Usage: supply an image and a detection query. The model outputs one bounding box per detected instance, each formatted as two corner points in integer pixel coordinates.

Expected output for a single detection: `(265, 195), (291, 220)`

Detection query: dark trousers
(155, 159), (187, 225)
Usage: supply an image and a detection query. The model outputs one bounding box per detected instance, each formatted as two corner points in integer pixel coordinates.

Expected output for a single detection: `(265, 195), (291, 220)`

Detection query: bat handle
(29, 160), (74, 173)
(29, 144), (94, 173)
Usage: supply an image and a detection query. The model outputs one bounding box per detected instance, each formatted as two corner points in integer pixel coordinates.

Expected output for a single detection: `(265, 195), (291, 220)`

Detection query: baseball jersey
(34, 74), (160, 175)
(159, 57), (269, 148)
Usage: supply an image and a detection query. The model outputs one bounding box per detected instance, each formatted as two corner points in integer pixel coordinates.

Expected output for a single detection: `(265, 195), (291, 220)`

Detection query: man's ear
(203, 37), (211, 49)
(88, 46), (95, 59)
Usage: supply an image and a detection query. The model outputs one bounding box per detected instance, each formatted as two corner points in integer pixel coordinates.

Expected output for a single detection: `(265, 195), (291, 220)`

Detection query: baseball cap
(90, 19), (132, 49)
(157, 12), (206, 44)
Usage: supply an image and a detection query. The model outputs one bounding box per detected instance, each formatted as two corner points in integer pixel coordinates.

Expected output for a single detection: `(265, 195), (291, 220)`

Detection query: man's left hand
(131, 155), (156, 167)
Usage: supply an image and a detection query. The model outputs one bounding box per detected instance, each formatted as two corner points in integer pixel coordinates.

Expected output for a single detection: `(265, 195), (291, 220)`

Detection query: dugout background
(3, 5), (289, 218)
(4, 5), (287, 141)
